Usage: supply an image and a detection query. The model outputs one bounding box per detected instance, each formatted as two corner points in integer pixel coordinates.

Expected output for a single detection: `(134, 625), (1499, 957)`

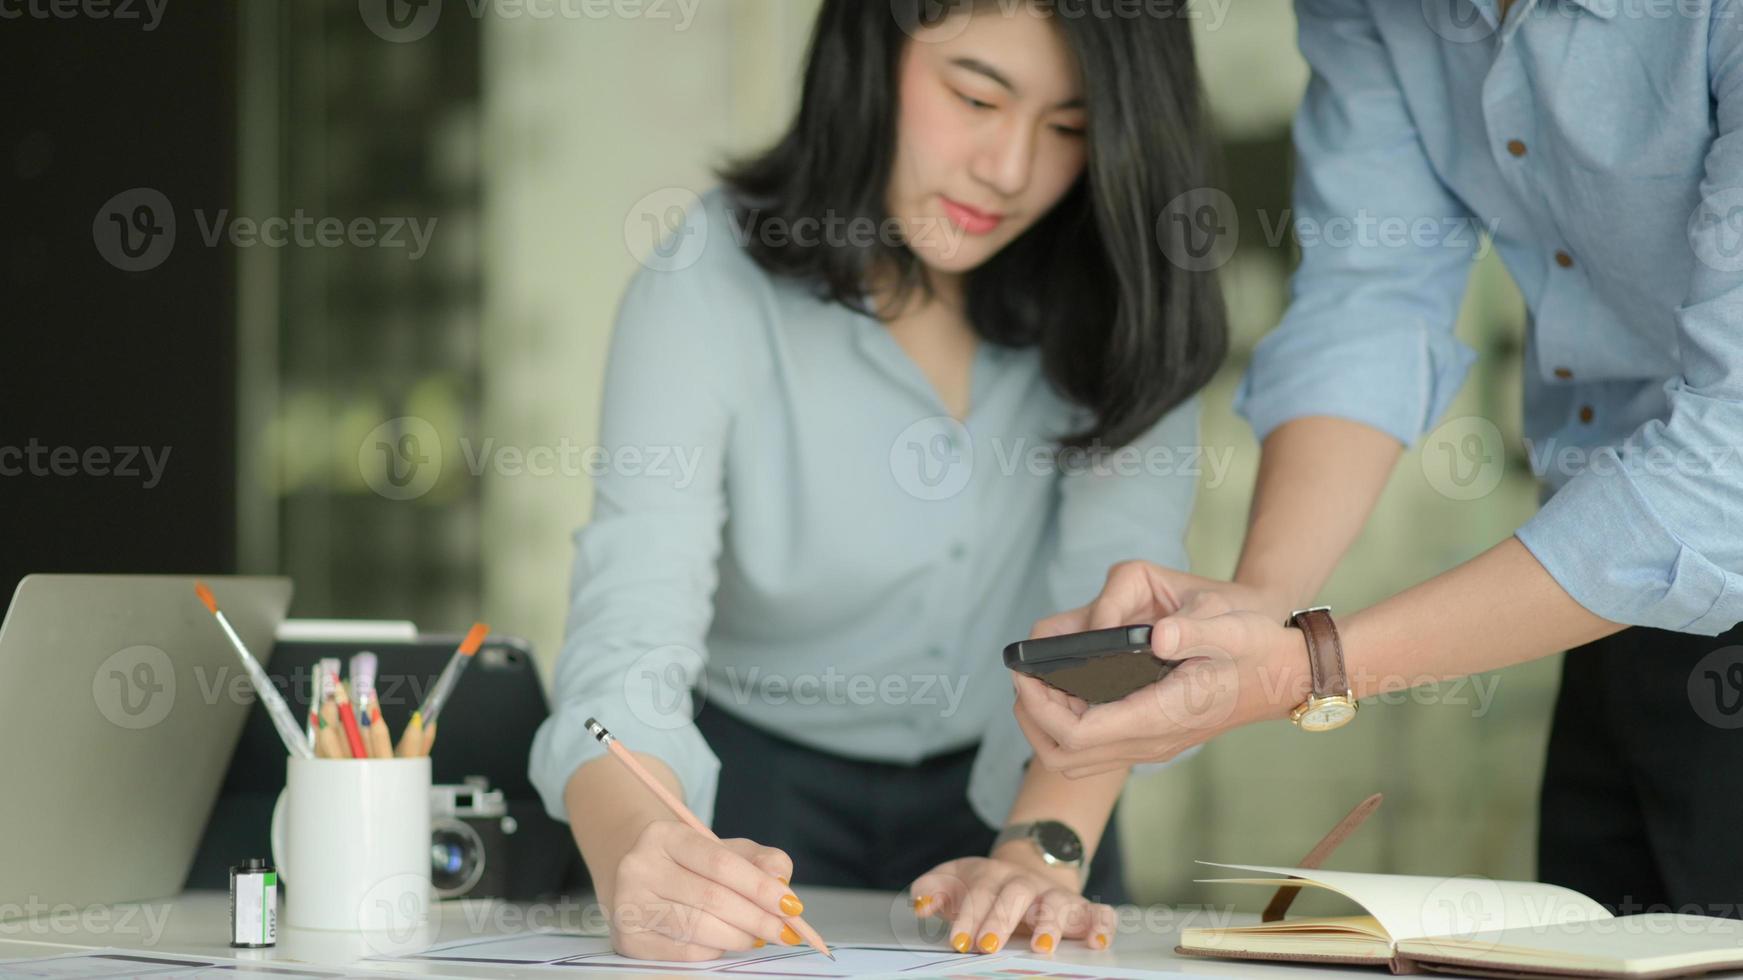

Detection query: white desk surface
(0, 888), (1381, 977)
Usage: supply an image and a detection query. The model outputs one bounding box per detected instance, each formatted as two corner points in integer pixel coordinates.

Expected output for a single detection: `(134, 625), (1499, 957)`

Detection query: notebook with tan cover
(1175, 797), (1743, 977)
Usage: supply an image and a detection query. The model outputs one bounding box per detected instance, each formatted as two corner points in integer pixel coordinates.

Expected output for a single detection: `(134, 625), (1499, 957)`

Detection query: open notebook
(1176, 796), (1743, 978)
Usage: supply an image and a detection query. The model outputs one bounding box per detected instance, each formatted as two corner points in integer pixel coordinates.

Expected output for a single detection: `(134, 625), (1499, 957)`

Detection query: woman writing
(530, 0), (1224, 960)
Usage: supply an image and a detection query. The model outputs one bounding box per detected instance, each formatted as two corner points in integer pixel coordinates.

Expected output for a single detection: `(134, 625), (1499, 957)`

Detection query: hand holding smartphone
(1003, 625), (1181, 704)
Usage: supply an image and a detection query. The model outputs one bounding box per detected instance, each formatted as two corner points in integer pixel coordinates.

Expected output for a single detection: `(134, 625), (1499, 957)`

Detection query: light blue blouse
(530, 189), (1200, 828)
(1240, 0), (1743, 635)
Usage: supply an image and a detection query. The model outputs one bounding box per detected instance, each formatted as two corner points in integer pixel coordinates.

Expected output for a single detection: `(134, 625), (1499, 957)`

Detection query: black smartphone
(1003, 625), (1180, 704)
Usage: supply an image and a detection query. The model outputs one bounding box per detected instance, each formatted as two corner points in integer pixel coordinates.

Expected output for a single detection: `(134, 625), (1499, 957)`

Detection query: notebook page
(1197, 862), (1611, 944)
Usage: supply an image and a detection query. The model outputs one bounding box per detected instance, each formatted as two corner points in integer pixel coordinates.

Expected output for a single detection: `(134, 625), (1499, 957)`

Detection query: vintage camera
(429, 777), (517, 900)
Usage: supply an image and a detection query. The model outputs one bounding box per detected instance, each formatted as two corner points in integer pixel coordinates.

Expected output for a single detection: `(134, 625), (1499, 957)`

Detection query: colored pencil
(367, 702), (394, 759)
(396, 711), (425, 758)
(334, 679), (369, 760)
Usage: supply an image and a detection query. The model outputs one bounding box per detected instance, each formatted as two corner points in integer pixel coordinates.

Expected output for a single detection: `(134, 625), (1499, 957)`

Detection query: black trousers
(697, 703), (1128, 904)
(1538, 621), (1743, 917)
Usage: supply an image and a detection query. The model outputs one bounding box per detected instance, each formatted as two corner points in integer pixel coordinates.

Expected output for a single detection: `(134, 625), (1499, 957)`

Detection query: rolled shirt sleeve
(1515, 12), (1743, 636)
(1235, 0), (1479, 449)
(965, 397), (1205, 829)
(528, 227), (740, 824)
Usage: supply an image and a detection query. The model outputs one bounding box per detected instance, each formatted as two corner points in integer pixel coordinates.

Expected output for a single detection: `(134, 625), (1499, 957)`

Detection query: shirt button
(1554, 250), (1575, 269)
(1553, 367), (1574, 380)
(1578, 405), (1595, 424)
(1507, 139), (1528, 157)
(926, 646), (945, 659)
(949, 542), (968, 561)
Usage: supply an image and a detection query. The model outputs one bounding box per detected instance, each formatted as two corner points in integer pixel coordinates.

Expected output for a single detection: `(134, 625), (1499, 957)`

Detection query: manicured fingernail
(777, 875), (789, 885)
(978, 933), (1001, 954)
(1093, 933), (1110, 949)
(780, 925), (802, 945)
(753, 939), (765, 948)
(1034, 933), (1055, 953)
(780, 894), (804, 916)
(913, 895), (932, 913)
(1157, 621), (1178, 653)
(952, 933), (972, 953)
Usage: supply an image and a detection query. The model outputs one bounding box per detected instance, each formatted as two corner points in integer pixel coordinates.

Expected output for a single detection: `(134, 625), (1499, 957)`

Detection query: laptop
(0, 573), (293, 917)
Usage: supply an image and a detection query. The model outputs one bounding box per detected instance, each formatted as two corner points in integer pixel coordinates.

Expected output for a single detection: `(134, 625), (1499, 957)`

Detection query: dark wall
(0, 5), (238, 606)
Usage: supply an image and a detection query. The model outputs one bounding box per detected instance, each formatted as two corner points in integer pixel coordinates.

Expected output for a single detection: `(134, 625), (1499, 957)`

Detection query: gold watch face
(1294, 696), (1357, 732)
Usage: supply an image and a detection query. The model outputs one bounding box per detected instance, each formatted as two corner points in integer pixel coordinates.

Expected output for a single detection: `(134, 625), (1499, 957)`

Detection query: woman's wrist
(990, 838), (1083, 894)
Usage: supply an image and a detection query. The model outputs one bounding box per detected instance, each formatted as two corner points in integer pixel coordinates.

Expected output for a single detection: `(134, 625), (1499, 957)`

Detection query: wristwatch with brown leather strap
(1287, 606), (1358, 732)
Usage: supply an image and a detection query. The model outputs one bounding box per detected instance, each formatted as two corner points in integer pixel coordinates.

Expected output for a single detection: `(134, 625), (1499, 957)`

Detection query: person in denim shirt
(1015, 0), (1743, 918)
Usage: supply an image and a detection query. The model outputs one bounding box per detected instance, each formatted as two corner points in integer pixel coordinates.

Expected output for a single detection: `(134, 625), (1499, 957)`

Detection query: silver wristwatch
(992, 820), (1086, 872)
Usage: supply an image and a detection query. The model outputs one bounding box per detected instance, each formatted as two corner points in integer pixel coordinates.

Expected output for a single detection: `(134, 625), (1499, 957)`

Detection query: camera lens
(430, 819), (486, 898)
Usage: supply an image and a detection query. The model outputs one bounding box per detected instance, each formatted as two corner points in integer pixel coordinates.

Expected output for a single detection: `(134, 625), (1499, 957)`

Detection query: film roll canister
(229, 858), (277, 948)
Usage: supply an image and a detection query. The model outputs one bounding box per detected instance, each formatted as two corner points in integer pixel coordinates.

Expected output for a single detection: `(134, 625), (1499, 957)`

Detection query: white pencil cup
(270, 756), (432, 932)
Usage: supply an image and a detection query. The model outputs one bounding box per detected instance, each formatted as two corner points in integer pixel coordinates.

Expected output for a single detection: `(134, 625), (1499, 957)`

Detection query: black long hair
(720, 0), (1227, 450)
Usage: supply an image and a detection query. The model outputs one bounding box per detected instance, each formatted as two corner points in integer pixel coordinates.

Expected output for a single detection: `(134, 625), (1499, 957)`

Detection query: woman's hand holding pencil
(579, 718), (833, 962)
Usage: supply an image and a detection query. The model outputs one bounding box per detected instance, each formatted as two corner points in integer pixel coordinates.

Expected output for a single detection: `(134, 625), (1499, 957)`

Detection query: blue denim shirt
(1237, 0), (1743, 634)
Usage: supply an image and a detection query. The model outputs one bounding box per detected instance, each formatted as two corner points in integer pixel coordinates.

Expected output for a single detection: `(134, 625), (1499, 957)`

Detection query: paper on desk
(390, 931), (999, 976)
(0, 948), (430, 979)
